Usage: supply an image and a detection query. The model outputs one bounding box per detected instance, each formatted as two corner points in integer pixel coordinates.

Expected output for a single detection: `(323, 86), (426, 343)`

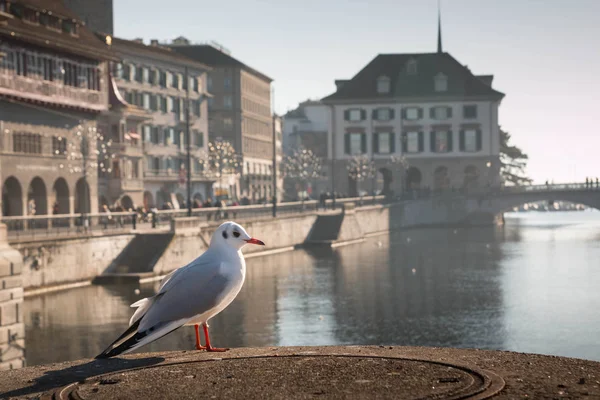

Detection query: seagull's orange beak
(245, 238), (265, 246)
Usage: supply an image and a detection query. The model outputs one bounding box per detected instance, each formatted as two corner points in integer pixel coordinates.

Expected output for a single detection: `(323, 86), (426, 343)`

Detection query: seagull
(96, 221), (265, 359)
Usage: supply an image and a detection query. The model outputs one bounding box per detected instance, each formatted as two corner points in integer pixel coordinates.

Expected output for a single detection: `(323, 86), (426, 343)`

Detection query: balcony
(117, 142), (144, 158)
(0, 70), (107, 112)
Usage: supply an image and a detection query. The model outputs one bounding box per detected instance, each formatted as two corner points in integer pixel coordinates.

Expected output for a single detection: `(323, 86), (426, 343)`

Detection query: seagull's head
(211, 221), (265, 250)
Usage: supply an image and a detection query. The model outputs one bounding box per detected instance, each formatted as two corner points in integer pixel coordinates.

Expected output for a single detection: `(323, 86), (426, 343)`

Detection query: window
(461, 129), (480, 152)
(431, 106), (451, 120)
(159, 70), (167, 87)
(13, 132), (41, 154)
(223, 95), (233, 109)
(135, 66), (143, 83)
(193, 77), (199, 92)
(345, 109), (364, 122)
(376, 132), (392, 154)
(223, 117), (233, 130)
(345, 132), (364, 155)
(171, 73), (179, 89)
(131, 160), (139, 178)
(403, 107), (421, 120)
(160, 96), (167, 112)
(224, 77), (232, 90)
(62, 20), (78, 35)
(143, 93), (150, 109)
(52, 136), (66, 156)
(114, 62), (124, 79)
(406, 59), (417, 75)
(143, 125), (151, 143)
(463, 105), (477, 119)
(167, 96), (174, 112)
(149, 94), (158, 111)
(375, 108), (392, 121)
(376, 76), (391, 93)
(207, 75), (213, 91)
(193, 99), (201, 116)
(166, 72), (173, 87)
(142, 67), (150, 83)
(431, 131), (452, 153)
(405, 132), (420, 153)
(434, 73), (448, 92)
(194, 131), (204, 147)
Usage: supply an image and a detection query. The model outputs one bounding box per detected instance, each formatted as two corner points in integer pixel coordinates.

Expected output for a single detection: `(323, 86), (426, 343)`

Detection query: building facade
(0, 0), (115, 217)
(168, 40), (274, 202)
(105, 38), (212, 210)
(282, 100), (330, 199)
(283, 100), (330, 158)
(322, 52), (505, 197)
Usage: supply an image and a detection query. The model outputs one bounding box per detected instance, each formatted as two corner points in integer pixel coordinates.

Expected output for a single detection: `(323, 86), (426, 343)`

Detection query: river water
(23, 211), (600, 366)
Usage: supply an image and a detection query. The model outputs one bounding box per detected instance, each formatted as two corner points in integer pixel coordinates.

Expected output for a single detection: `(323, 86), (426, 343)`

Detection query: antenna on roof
(437, 0), (443, 53)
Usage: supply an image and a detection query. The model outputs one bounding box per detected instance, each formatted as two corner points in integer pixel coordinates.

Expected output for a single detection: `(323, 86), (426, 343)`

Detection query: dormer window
(406, 59), (417, 75)
(62, 20), (78, 36)
(376, 76), (391, 94)
(434, 73), (448, 92)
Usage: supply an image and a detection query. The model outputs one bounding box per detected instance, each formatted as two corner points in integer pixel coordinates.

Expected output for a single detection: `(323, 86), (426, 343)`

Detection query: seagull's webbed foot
(202, 323), (229, 352)
(206, 346), (229, 352)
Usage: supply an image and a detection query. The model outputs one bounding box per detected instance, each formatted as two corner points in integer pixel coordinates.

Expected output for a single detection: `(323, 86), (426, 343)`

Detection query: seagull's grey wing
(138, 253), (231, 332)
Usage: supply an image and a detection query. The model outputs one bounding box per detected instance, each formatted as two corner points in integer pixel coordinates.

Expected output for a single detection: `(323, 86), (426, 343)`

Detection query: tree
(500, 128), (532, 186)
(204, 139), (241, 200)
(282, 147), (322, 200)
(347, 155), (375, 196)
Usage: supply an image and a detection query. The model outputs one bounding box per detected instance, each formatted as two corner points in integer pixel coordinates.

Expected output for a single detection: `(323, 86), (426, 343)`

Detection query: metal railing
(0, 195), (386, 241)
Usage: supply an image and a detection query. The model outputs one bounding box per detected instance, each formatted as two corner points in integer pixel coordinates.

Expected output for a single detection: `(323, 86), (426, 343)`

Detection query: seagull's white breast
(186, 250), (246, 325)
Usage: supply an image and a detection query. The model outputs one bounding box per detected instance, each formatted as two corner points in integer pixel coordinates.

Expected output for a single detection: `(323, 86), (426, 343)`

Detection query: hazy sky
(115, 0), (600, 184)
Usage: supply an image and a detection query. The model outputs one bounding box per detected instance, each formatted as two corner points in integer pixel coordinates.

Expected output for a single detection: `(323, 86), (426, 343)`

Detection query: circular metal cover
(48, 355), (504, 399)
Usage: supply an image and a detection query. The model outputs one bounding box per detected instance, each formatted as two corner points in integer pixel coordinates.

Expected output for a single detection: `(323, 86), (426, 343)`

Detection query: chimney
(150, 39), (159, 46)
(133, 38), (144, 44)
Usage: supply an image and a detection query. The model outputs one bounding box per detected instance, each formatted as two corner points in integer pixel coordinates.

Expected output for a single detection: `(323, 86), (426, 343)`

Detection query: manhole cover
(47, 355), (504, 399)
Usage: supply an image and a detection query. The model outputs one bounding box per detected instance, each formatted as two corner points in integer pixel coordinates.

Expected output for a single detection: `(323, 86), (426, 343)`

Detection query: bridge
(465, 182), (600, 216)
(1, 183), (598, 243)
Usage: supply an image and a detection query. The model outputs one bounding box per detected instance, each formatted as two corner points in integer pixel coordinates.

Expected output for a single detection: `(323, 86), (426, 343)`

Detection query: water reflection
(24, 212), (600, 366)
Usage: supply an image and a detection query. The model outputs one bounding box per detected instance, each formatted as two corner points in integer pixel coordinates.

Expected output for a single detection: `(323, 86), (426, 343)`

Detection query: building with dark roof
(321, 47), (505, 196)
(168, 40), (274, 202)
(282, 100), (330, 199)
(103, 37), (213, 209)
(0, 0), (116, 221)
(62, 0), (113, 35)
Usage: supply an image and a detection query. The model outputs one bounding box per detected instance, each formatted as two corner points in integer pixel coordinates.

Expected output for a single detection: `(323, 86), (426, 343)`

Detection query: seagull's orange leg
(194, 324), (206, 350)
(203, 323), (229, 352)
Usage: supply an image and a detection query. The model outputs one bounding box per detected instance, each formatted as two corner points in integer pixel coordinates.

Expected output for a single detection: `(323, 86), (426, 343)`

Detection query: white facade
(283, 100), (330, 155)
(331, 100), (500, 161)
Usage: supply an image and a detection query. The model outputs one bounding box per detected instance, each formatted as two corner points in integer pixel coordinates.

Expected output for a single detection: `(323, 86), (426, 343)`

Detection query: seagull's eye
(233, 231), (240, 238)
(222, 231), (228, 239)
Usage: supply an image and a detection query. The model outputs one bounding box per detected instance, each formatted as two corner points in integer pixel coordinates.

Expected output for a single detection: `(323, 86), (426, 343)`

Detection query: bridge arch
(466, 187), (600, 223)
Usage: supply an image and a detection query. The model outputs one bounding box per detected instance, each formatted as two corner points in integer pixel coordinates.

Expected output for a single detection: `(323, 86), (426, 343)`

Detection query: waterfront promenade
(1, 346), (599, 399)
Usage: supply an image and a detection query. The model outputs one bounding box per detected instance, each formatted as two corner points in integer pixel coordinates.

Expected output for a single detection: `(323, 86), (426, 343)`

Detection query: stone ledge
(0, 346), (599, 399)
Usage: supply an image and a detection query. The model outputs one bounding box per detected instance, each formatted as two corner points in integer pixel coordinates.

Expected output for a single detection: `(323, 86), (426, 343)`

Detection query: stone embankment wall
(16, 197), (495, 291)
(0, 224), (25, 369)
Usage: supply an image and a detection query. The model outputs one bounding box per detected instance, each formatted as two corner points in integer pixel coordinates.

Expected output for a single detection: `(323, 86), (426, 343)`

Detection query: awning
(129, 132), (141, 139)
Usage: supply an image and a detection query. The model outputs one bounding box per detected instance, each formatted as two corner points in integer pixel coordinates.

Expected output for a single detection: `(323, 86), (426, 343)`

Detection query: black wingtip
(95, 319), (143, 360)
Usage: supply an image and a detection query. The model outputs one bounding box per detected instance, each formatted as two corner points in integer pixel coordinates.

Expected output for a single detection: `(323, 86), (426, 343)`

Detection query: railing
(0, 196), (385, 241)
(1, 212), (139, 241)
